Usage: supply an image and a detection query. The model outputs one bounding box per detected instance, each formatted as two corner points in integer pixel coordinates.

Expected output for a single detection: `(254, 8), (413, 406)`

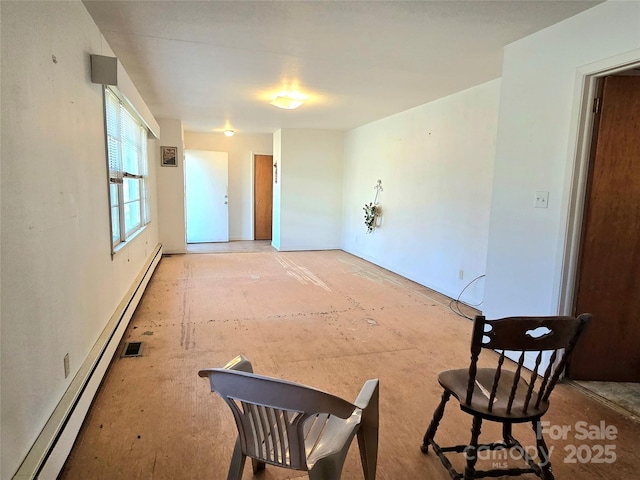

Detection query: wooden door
(569, 76), (640, 381)
(254, 154), (273, 240)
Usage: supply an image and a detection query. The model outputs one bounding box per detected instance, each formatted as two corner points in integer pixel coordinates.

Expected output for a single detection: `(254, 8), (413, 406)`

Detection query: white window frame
(104, 86), (150, 254)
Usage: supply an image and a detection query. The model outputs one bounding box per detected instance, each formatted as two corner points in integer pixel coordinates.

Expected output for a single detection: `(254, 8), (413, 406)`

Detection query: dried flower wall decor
(363, 179), (383, 234)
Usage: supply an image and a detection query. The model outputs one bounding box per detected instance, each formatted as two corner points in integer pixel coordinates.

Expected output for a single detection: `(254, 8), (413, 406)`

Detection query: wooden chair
(199, 355), (379, 480)
(421, 314), (591, 480)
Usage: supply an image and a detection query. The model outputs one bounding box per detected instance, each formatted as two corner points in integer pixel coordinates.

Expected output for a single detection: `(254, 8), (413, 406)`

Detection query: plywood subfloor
(60, 250), (640, 480)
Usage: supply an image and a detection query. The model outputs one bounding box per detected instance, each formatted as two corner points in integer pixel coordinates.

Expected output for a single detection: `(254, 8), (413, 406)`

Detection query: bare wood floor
(61, 250), (640, 479)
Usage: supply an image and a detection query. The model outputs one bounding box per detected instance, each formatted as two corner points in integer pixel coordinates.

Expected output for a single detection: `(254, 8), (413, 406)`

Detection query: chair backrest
(198, 368), (359, 471)
(464, 314), (591, 415)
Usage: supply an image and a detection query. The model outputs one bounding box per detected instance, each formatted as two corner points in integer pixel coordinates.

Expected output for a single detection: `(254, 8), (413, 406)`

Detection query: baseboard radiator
(13, 243), (163, 480)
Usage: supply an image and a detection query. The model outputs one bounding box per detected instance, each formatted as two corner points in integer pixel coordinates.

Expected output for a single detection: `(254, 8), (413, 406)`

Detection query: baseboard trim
(13, 243), (163, 480)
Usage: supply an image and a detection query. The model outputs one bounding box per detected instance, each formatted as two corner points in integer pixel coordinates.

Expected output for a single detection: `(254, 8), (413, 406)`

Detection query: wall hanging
(363, 179), (383, 233)
(161, 146), (177, 167)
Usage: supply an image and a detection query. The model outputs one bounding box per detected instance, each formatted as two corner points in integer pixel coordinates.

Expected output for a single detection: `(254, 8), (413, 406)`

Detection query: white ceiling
(83, 0), (601, 135)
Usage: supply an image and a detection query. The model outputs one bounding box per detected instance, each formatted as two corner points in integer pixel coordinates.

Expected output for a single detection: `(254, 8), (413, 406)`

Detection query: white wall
(156, 118), (186, 253)
(277, 129), (344, 251)
(342, 80), (501, 303)
(0, 2), (160, 478)
(184, 132), (273, 241)
(483, 0), (640, 318)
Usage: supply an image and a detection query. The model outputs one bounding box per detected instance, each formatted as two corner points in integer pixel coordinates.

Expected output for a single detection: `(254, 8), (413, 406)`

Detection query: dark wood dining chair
(421, 313), (591, 480)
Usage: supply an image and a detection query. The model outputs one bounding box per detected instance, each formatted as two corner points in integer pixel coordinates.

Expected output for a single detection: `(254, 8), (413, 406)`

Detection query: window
(105, 87), (150, 251)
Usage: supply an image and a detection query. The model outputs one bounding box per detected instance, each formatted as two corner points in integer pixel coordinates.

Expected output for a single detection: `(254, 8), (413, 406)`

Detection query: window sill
(111, 224), (149, 258)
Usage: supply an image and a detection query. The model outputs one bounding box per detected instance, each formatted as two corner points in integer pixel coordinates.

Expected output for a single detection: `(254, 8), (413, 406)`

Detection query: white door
(185, 150), (229, 243)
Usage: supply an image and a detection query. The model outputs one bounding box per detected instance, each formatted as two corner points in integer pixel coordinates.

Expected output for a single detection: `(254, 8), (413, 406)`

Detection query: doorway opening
(562, 60), (640, 417)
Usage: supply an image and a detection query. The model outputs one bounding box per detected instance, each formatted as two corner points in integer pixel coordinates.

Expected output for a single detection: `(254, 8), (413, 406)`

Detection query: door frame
(559, 53), (640, 316)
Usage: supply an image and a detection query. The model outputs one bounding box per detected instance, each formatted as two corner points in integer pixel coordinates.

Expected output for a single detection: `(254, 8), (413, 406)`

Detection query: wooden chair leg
(421, 390), (451, 453)
(503, 422), (513, 445)
(463, 415), (483, 480)
(532, 420), (555, 480)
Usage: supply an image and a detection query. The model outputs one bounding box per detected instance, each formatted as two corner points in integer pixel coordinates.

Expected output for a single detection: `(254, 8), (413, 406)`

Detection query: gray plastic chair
(198, 355), (379, 480)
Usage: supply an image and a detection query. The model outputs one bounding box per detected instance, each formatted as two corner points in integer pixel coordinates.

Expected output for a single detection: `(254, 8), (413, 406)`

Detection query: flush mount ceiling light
(270, 91), (307, 110)
(224, 129), (235, 137)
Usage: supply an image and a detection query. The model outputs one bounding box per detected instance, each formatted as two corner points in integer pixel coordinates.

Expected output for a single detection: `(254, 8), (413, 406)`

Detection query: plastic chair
(199, 355), (379, 480)
(421, 314), (591, 480)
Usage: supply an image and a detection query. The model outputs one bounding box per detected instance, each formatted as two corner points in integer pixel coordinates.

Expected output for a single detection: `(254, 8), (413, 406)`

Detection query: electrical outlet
(459, 269), (464, 280)
(535, 191), (549, 208)
(64, 353), (70, 378)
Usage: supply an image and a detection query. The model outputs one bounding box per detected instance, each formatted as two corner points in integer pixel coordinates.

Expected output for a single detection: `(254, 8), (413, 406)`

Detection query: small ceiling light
(224, 129), (235, 137)
(270, 91), (307, 110)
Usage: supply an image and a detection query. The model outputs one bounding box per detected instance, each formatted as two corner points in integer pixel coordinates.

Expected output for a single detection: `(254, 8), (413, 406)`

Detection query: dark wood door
(254, 154), (273, 240)
(569, 76), (640, 381)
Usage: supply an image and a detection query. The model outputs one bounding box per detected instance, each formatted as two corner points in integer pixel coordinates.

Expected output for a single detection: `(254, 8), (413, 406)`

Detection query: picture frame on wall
(161, 146), (178, 167)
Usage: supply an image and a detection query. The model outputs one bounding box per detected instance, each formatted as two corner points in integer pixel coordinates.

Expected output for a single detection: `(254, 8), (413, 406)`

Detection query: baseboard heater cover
(12, 243), (163, 480)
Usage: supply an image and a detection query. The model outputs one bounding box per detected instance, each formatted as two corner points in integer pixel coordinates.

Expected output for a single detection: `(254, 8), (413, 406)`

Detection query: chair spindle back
(464, 314), (591, 415)
(201, 369), (358, 470)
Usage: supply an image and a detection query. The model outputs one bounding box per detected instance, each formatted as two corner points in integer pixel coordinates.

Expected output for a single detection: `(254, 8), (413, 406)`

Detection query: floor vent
(121, 342), (143, 358)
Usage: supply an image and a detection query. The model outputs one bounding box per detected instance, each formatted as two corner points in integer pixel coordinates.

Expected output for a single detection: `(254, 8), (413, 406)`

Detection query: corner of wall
(156, 119), (187, 253)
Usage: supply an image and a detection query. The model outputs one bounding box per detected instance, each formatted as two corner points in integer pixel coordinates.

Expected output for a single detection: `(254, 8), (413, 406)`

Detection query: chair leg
(227, 438), (246, 480)
(357, 379), (379, 480)
(357, 424), (378, 480)
(421, 390), (451, 453)
(463, 415), (483, 480)
(309, 452), (350, 480)
(532, 420), (555, 480)
(251, 458), (266, 473)
(502, 422), (513, 445)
